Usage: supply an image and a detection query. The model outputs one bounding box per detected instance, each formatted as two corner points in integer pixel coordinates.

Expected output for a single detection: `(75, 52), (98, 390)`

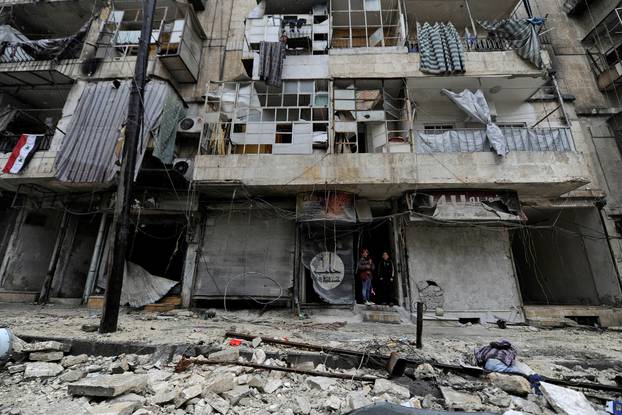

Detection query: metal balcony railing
(0, 134), (52, 154)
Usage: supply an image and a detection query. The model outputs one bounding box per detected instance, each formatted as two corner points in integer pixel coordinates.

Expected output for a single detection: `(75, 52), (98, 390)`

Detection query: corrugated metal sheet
(55, 79), (171, 183)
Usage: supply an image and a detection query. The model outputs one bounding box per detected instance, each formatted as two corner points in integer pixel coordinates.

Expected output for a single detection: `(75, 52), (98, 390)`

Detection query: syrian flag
(2, 134), (40, 174)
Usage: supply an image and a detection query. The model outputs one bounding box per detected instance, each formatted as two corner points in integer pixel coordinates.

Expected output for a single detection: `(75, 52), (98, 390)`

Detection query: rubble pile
(0, 335), (614, 415)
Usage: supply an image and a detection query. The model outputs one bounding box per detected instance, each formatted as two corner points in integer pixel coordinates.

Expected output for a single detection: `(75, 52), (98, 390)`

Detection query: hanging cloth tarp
(417, 22), (466, 74)
(55, 79), (173, 183)
(0, 18), (92, 62)
(153, 90), (186, 164)
(441, 89), (508, 156)
(258, 41), (286, 87)
(478, 18), (544, 69)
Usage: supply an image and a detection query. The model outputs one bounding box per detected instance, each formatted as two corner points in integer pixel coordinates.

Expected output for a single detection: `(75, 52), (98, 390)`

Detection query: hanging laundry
(258, 41), (286, 87)
(2, 134), (42, 174)
(417, 22), (466, 74)
(478, 18), (545, 68)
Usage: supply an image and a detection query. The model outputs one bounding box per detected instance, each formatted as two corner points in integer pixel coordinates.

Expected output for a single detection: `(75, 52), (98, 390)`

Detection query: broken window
(331, 0), (405, 48)
(333, 79), (411, 153)
(203, 80), (329, 155)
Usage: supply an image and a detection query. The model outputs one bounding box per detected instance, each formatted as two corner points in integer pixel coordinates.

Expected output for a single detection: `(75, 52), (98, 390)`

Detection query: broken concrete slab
(293, 395), (311, 415)
(68, 373), (147, 397)
(24, 362), (64, 378)
(202, 372), (235, 394)
(251, 349), (267, 365)
(414, 363), (437, 379)
(7, 363), (26, 374)
(151, 389), (177, 405)
(61, 354), (89, 368)
(21, 341), (67, 353)
(487, 372), (531, 396)
(306, 376), (337, 391)
(59, 368), (86, 383)
(88, 401), (139, 415)
(347, 392), (372, 410)
(175, 384), (202, 408)
(221, 385), (250, 405)
(29, 351), (64, 362)
(202, 391), (229, 414)
(262, 379), (283, 394)
(373, 378), (410, 399)
(110, 393), (147, 405)
(207, 348), (239, 362)
(540, 382), (597, 415)
(440, 386), (483, 410)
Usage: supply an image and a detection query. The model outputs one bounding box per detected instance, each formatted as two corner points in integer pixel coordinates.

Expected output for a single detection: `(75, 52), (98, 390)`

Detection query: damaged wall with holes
(405, 224), (523, 323)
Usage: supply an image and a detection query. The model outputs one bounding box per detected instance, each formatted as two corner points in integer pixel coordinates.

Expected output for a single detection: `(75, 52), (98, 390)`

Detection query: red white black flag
(2, 134), (40, 174)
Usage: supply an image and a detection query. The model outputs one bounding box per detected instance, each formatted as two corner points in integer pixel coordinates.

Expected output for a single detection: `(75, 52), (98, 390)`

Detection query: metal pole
(38, 210), (70, 304)
(82, 212), (108, 304)
(100, 0), (156, 333)
(550, 74), (570, 126)
(416, 301), (423, 349)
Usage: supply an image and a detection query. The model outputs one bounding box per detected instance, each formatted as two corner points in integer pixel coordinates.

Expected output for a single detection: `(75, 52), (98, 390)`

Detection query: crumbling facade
(0, 0), (621, 326)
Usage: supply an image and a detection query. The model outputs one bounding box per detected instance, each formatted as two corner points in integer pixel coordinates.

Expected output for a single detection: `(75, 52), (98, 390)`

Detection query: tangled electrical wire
(223, 271), (284, 312)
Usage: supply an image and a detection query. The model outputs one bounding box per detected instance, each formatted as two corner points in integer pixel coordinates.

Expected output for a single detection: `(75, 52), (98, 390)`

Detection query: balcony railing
(0, 134), (52, 154)
(415, 127), (575, 153)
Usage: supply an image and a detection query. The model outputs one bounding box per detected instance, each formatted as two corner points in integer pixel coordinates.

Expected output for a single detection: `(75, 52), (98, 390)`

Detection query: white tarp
(441, 89), (507, 156)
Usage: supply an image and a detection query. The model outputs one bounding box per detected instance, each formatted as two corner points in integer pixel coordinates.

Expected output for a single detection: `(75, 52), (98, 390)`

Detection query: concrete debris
(251, 349), (266, 365)
(347, 391), (372, 410)
(7, 363), (26, 374)
(89, 401), (139, 415)
(414, 363), (437, 379)
(110, 357), (130, 374)
(68, 373), (147, 397)
(202, 372), (235, 394)
(487, 372), (532, 396)
(293, 395), (311, 414)
(24, 362), (64, 378)
(373, 378), (410, 399)
(20, 341), (67, 353)
(207, 348), (239, 362)
(175, 384), (202, 408)
(28, 351), (64, 362)
(221, 385), (250, 405)
(61, 354), (89, 368)
(440, 386), (483, 410)
(262, 378), (283, 394)
(202, 391), (229, 414)
(59, 368), (86, 382)
(306, 376), (337, 391)
(540, 382), (598, 415)
(251, 337), (262, 348)
(150, 388), (176, 405)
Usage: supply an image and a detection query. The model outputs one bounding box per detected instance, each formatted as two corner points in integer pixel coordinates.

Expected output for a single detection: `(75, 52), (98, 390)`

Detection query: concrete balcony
(193, 150), (590, 200)
(329, 49), (550, 79)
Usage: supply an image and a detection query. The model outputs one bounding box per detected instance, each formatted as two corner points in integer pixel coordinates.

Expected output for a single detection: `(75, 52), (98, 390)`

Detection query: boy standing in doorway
(377, 251), (395, 305)
(357, 248), (375, 305)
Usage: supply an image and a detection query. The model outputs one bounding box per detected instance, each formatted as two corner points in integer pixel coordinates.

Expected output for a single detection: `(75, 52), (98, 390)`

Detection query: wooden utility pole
(100, 0), (156, 333)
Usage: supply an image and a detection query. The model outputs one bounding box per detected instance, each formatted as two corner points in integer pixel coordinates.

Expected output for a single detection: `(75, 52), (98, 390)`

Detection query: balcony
(93, 1), (205, 83)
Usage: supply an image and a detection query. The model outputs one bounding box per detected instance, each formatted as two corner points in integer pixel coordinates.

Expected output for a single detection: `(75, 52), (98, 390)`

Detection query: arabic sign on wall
(310, 251), (345, 290)
(406, 190), (523, 222)
(296, 192), (356, 222)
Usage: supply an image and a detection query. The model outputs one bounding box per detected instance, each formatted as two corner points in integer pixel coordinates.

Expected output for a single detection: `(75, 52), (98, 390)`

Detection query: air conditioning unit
(172, 158), (193, 181)
(177, 116), (204, 137)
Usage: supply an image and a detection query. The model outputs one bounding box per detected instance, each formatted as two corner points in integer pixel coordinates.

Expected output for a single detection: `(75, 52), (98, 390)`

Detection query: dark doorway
(355, 220), (395, 305)
(127, 216), (187, 283)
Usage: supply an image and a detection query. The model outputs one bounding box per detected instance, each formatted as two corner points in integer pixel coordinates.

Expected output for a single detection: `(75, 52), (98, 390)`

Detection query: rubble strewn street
(1, 304), (621, 414)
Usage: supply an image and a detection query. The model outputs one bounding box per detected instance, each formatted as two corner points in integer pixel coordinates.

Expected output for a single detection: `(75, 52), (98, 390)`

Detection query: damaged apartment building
(0, 0), (621, 326)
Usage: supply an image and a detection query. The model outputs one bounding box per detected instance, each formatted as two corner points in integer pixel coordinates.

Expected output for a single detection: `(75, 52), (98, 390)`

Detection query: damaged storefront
(404, 190), (525, 323)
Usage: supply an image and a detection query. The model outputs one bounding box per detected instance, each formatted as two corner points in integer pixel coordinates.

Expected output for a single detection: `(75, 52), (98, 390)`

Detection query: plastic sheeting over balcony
(415, 127), (575, 154)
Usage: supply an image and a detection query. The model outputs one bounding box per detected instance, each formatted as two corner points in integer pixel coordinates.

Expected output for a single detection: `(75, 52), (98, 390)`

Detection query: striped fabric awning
(478, 18), (544, 69)
(416, 22), (466, 74)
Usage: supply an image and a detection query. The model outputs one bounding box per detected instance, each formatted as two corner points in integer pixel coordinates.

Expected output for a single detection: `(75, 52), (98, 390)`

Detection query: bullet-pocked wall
(405, 224), (523, 323)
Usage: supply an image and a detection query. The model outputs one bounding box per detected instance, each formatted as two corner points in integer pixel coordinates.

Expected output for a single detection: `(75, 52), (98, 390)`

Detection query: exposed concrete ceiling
(265, 0), (327, 14)
(407, 75), (547, 103)
(404, 0), (521, 31)
(11, 0), (96, 38)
